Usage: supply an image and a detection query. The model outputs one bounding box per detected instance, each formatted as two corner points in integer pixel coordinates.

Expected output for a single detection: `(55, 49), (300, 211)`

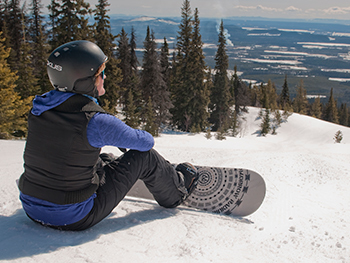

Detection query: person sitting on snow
(18, 40), (198, 231)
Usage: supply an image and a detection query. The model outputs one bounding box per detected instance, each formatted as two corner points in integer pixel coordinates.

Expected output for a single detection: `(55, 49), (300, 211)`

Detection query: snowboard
(127, 166), (266, 217)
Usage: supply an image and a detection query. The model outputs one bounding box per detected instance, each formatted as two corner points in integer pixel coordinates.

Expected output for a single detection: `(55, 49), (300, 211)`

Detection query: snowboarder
(18, 40), (199, 231)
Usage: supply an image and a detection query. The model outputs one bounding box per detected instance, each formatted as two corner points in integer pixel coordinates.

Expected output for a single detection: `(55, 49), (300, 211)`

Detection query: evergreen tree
(140, 27), (172, 131)
(5, 0), (22, 69)
(124, 89), (139, 128)
(0, 1), (6, 30)
(232, 65), (249, 114)
(268, 80), (278, 111)
(129, 26), (138, 72)
(310, 96), (322, 119)
(94, 0), (111, 47)
(339, 103), (349, 127)
(128, 26), (142, 115)
(258, 80), (277, 110)
(260, 109), (271, 136)
(334, 130), (343, 143)
(48, 0), (60, 45)
(93, 0), (122, 113)
(323, 88), (339, 124)
(15, 8), (40, 99)
(28, 0), (51, 94)
(115, 27), (141, 116)
(160, 37), (170, 88)
(231, 110), (239, 137)
(188, 7), (209, 131)
(260, 82), (269, 109)
(0, 33), (31, 138)
(293, 80), (308, 114)
(117, 28), (131, 106)
(48, 0), (93, 46)
(280, 74), (290, 109)
(209, 19), (231, 131)
(0, 2), (11, 50)
(144, 96), (158, 136)
(251, 83), (261, 107)
(171, 0), (194, 131)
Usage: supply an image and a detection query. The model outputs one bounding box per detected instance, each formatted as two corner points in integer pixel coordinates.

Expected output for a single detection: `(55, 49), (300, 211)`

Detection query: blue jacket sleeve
(86, 113), (154, 151)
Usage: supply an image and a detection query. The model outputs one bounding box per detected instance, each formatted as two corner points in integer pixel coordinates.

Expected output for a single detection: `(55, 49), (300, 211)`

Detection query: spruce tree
(5, 0), (22, 69)
(188, 7), (209, 131)
(129, 26), (138, 72)
(268, 80), (278, 111)
(323, 88), (339, 124)
(116, 27), (141, 118)
(124, 89), (139, 128)
(117, 28), (131, 106)
(251, 83), (262, 107)
(0, 4), (11, 50)
(260, 82), (271, 110)
(48, 0), (93, 46)
(15, 8), (40, 99)
(28, 0), (51, 94)
(144, 96), (158, 136)
(0, 33), (31, 138)
(280, 74), (290, 109)
(93, 0), (122, 113)
(293, 80), (308, 114)
(209, 19), (231, 132)
(128, 26), (142, 115)
(310, 96), (322, 119)
(260, 109), (271, 136)
(140, 27), (172, 131)
(171, 0), (194, 131)
(160, 37), (170, 88)
(339, 103), (349, 127)
(232, 65), (250, 114)
(48, 0), (60, 45)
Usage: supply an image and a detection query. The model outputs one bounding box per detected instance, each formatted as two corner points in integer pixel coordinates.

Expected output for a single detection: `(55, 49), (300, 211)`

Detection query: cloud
(285, 6), (302, 12)
(235, 5), (282, 12)
(323, 6), (350, 14)
(216, 3), (350, 19)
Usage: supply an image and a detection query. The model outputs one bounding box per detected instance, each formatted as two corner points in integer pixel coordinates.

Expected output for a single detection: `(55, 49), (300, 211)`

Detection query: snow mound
(1, 108), (349, 262)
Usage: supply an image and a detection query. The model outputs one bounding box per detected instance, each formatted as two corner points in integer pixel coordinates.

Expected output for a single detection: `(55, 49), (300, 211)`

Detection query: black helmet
(47, 40), (108, 97)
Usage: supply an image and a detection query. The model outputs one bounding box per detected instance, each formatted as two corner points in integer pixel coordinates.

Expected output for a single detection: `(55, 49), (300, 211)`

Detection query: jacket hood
(31, 90), (75, 116)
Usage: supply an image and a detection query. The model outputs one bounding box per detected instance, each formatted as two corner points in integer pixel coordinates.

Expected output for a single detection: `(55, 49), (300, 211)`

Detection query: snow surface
(1, 107), (350, 263)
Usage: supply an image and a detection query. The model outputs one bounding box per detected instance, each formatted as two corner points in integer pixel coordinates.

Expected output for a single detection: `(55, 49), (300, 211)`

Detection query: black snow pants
(45, 149), (184, 231)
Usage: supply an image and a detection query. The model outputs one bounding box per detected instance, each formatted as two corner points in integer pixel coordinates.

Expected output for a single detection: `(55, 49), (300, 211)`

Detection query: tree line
(0, 0), (349, 139)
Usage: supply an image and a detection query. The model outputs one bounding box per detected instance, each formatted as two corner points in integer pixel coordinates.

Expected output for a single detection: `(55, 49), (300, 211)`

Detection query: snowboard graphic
(127, 166), (266, 217)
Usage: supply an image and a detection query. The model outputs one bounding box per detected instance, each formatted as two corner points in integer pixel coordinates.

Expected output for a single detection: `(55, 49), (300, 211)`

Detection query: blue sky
(40, 0), (350, 20)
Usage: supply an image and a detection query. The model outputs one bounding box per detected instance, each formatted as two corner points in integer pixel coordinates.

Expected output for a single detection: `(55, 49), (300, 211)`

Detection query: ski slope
(0, 107), (349, 263)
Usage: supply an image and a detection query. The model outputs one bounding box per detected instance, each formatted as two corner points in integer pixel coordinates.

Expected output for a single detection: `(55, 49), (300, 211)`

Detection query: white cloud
(323, 6), (350, 14)
(235, 5), (282, 12)
(286, 6), (302, 12)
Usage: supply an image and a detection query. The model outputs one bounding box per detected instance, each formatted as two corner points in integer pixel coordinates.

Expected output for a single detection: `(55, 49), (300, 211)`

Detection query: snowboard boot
(175, 162), (199, 200)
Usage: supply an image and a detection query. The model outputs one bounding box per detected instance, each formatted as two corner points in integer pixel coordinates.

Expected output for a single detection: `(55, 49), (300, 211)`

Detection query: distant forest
(0, 0), (349, 139)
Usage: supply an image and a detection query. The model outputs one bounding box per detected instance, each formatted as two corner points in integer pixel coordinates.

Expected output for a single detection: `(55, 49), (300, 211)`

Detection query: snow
(298, 42), (350, 48)
(329, 78), (350, 82)
(242, 58), (302, 65)
(1, 107), (350, 262)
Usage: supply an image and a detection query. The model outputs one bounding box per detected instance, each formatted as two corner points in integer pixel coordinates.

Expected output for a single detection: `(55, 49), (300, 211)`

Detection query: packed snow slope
(0, 107), (349, 263)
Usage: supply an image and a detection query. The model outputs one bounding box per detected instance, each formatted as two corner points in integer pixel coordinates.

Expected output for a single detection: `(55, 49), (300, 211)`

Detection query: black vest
(19, 95), (106, 204)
